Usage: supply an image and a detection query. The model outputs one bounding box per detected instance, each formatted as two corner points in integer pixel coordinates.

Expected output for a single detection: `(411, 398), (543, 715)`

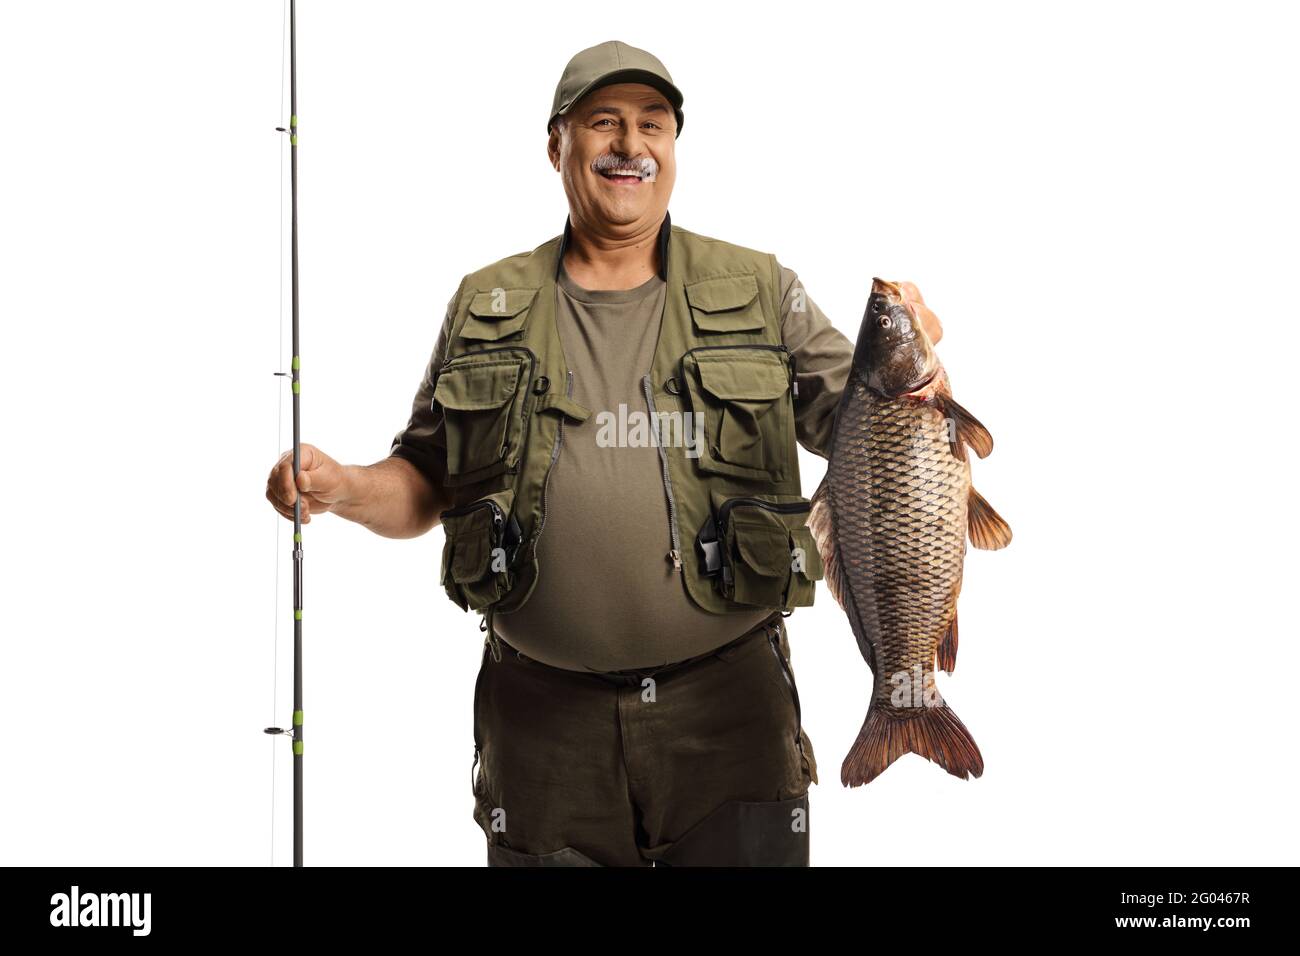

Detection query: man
(265, 40), (941, 866)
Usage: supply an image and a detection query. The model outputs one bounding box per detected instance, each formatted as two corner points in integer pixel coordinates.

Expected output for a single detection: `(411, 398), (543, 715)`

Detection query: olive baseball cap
(548, 40), (684, 138)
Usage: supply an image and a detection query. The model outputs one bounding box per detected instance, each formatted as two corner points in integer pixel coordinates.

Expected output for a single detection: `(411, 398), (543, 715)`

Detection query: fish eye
(878, 315), (892, 328)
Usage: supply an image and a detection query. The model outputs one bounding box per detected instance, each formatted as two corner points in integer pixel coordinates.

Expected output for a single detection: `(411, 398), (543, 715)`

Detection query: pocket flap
(445, 508), (495, 583)
(686, 274), (764, 332)
(462, 289), (538, 341)
(731, 516), (791, 577)
(433, 359), (523, 412)
(449, 530), (492, 583)
(685, 274), (758, 312)
(696, 354), (789, 401)
(468, 288), (538, 319)
(789, 526), (823, 580)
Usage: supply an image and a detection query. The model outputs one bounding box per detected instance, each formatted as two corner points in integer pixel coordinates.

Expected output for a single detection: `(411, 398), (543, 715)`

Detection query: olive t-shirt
(390, 255), (854, 672)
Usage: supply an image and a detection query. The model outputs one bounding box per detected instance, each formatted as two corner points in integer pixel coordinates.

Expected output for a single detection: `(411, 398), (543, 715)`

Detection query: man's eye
(641, 122), (661, 130)
(594, 118), (615, 127)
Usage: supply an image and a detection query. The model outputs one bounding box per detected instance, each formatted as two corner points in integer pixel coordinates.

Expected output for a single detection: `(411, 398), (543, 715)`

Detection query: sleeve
(387, 290), (459, 491)
(776, 262), (855, 460)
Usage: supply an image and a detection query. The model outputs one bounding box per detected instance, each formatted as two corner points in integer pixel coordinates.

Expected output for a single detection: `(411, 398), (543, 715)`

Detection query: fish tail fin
(841, 703), (984, 787)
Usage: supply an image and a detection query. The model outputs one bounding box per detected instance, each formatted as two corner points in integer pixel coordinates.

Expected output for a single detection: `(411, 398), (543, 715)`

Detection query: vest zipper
(531, 368), (573, 550)
(717, 495), (811, 529)
(642, 373), (683, 570)
(439, 497), (505, 521)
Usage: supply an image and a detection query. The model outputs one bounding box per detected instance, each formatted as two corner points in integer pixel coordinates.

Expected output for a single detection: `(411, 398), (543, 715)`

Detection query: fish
(808, 277), (1011, 786)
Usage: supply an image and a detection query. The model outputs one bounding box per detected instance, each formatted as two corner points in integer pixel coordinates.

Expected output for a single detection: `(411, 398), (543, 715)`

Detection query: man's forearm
(333, 456), (448, 539)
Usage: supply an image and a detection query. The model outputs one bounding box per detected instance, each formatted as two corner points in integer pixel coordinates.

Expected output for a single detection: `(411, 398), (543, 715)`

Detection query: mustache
(591, 153), (658, 182)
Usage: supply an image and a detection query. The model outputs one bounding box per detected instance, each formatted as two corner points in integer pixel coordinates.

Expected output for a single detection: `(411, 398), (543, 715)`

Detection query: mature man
(265, 40), (941, 866)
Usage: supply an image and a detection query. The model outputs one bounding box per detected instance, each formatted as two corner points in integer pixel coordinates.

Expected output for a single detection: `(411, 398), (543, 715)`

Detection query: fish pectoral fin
(939, 394), (994, 460)
(967, 486), (1013, 550)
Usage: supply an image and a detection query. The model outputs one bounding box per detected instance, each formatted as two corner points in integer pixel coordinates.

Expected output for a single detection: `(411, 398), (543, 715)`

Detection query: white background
(1, 0), (1296, 866)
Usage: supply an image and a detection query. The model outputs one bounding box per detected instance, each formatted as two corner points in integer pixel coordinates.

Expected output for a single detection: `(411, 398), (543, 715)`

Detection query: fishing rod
(264, 0), (304, 868)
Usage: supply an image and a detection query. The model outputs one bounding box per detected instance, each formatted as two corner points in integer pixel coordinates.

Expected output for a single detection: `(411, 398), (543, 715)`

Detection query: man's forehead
(572, 82), (672, 112)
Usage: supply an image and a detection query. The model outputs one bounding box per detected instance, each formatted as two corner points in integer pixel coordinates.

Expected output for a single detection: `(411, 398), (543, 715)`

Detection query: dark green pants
(471, 612), (818, 866)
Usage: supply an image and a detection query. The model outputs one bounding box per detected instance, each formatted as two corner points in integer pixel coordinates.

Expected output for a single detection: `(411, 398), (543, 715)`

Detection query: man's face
(548, 82), (677, 235)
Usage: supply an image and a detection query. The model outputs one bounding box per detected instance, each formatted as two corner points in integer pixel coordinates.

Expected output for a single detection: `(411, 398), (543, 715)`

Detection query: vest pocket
(433, 349), (534, 485)
(685, 273), (765, 333)
(460, 288), (538, 342)
(439, 489), (520, 611)
(681, 346), (793, 481)
(787, 525), (824, 607)
(697, 493), (823, 610)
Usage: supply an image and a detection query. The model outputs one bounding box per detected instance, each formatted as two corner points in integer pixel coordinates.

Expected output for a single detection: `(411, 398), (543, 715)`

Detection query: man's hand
(265, 443), (348, 524)
(899, 281), (943, 345)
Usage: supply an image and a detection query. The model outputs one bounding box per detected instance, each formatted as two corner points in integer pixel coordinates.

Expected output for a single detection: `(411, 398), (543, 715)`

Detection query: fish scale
(829, 377), (970, 712)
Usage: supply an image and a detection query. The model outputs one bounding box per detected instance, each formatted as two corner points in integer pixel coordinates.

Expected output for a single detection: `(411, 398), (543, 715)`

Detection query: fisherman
(265, 40), (942, 866)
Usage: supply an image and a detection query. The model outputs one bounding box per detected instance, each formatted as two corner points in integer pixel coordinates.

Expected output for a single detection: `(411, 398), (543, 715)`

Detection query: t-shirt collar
(556, 210), (672, 281)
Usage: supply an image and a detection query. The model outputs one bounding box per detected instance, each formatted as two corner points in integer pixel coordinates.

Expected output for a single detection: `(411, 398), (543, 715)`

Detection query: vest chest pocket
(696, 493), (823, 610)
(440, 490), (520, 612)
(681, 346), (794, 482)
(432, 349), (534, 486)
(460, 288), (538, 342)
(685, 273), (765, 334)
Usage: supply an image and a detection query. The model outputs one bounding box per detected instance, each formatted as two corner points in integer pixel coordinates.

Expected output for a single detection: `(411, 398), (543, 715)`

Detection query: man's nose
(610, 123), (646, 157)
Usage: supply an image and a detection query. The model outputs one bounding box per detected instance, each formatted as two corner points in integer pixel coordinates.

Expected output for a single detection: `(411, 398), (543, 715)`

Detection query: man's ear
(546, 124), (562, 171)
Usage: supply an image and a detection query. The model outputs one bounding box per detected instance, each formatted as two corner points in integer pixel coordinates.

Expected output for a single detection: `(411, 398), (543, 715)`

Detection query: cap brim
(549, 68), (684, 137)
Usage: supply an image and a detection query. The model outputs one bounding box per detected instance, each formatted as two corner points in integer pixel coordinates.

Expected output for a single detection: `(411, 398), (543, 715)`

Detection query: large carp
(808, 278), (1011, 786)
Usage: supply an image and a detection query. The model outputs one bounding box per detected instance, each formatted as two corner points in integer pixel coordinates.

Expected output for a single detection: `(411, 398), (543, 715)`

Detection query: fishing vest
(432, 217), (823, 654)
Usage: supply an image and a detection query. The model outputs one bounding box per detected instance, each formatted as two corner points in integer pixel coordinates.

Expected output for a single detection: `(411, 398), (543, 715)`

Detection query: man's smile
(597, 169), (650, 185)
(591, 153), (658, 186)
